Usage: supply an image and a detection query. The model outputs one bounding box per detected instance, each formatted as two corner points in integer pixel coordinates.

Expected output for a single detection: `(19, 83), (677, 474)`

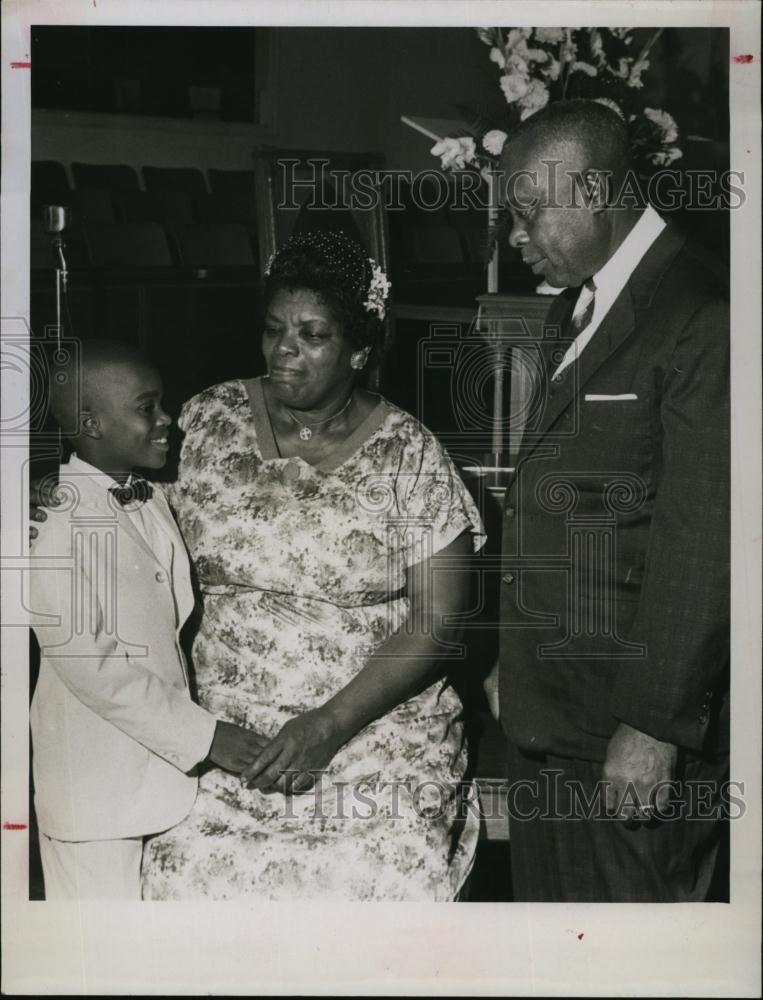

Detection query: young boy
(29, 340), (262, 899)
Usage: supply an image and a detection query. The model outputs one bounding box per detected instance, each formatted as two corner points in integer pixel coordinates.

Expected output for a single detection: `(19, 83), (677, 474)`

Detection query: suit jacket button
(552, 373), (564, 383)
(155, 570), (166, 583)
(502, 573), (515, 585)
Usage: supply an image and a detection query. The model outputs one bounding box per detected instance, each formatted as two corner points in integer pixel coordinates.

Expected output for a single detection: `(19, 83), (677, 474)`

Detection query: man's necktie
(571, 277), (596, 334)
(549, 278), (598, 382)
(109, 476), (154, 509)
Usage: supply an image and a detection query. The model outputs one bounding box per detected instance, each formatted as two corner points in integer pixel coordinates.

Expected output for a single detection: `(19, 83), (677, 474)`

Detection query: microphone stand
(42, 205), (71, 349)
(41, 206), (72, 469)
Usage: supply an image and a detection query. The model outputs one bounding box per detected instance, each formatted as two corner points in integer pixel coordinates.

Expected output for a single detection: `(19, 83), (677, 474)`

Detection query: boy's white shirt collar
(67, 453), (143, 493)
(64, 454), (176, 571)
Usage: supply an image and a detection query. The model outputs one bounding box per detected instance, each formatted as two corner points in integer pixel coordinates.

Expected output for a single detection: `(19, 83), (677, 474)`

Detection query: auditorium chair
(208, 168), (256, 194)
(70, 189), (119, 224)
(143, 166), (207, 197)
(169, 222), (256, 267)
(115, 189), (196, 228)
(82, 220), (174, 268)
(194, 191), (257, 227)
(71, 162), (140, 193)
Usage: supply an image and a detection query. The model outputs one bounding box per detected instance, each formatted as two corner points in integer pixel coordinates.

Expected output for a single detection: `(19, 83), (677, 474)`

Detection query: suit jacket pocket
(551, 395), (655, 516)
(578, 395), (651, 466)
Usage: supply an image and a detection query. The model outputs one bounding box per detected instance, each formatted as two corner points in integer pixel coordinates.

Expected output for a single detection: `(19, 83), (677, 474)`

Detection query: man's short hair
(507, 98), (633, 184)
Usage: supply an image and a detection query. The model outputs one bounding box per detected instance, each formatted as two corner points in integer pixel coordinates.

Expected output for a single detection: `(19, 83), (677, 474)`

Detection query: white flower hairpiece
(264, 238), (390, 319)
(363, 259), (391, 320)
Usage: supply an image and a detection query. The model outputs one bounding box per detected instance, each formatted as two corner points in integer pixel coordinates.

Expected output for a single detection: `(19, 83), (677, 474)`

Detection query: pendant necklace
(284, 393), (354, 441)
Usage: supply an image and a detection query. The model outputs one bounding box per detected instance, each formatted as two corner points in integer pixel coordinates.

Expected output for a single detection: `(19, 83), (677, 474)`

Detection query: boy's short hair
(49, 339), (150, 440)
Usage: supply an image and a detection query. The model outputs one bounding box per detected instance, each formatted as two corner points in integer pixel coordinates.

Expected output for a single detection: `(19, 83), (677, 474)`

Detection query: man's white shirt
(553, 205), (666, 377)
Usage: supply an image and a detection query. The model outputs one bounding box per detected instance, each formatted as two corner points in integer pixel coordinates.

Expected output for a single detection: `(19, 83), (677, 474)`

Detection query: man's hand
(483, 661), (500, 721)
(602, 721), (678, 820)
(208, 721), (267, 774)
(241, 708), (344, 794)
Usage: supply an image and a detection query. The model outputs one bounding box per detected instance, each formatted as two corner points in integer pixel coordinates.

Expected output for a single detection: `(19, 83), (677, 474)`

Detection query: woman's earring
(350, 351), (368, 370)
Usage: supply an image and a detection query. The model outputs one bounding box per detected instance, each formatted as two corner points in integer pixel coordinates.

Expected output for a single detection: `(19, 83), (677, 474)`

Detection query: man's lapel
(517, 224), (686, 464)
(528, 288), (636, 452)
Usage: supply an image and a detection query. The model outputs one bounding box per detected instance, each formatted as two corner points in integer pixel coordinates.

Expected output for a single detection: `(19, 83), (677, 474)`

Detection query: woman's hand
(29, 477), (60, 542)
(483, 661), (500, 721)
(241, 707), (345, 794)
(243, 532), (474, 796)
(208, 721), (269, 774)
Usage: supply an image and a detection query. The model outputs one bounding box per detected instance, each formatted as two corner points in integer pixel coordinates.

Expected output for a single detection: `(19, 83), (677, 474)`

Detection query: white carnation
(500, 72), (530, 103)
(483, 129), (509, 156)
(644, 107), (679, 145)
(628, 56), (650, 88)
(542, 55), (561, 81)
(430, 136), (477, 170)
(533, 28), (566, 45)
(519, 79), (550, 120)
(524, 46), (549, 65)
(560, 29), (577, 63)
(505, 51), (530, 77)
(588, 28), (605, 63)
(489, 46), (506, 70)
(651, 147), (683, 166)
(506, 28), (533, 48)
(571, 60), (598, 77)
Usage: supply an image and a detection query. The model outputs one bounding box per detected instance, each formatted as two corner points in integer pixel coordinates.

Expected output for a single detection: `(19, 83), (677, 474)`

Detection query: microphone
(42, 204), (70, 235)
(42, 204), (71, 292)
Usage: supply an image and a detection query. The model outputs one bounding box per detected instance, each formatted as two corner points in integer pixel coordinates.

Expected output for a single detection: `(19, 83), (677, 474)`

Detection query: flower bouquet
(432, 27), (681, 176)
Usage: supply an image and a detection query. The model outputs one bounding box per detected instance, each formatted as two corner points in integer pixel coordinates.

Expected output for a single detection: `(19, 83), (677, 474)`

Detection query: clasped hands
(208, 709), (344, 795)
(31, 488), (345, 796)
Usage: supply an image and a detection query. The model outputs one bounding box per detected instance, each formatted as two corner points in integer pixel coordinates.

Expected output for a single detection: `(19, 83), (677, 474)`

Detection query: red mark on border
(733, 54), (753, 64)
(10, 61), (31, 69)
(3, 822), (28, 830)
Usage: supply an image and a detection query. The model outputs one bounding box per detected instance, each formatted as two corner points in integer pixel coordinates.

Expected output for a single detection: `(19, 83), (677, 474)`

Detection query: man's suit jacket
(30, 459), (217, 841)
(499, 224), (729, 762)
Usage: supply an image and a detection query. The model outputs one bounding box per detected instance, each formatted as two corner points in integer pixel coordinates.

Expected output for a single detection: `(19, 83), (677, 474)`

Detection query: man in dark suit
(488, 100), (729, 901)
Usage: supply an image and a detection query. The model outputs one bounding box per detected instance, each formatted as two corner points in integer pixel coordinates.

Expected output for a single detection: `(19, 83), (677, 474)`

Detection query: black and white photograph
(1, 0), (760, 994)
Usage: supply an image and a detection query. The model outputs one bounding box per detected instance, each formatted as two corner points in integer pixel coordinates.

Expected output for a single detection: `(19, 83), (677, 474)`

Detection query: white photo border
(1, 1), (760, 995)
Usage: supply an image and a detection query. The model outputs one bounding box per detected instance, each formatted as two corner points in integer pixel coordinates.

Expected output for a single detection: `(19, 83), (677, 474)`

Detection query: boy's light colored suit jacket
(30, 458), (217, 841)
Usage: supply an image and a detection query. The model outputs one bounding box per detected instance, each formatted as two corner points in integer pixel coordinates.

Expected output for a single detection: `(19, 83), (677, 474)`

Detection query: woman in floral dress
(141, 231), (486, 900)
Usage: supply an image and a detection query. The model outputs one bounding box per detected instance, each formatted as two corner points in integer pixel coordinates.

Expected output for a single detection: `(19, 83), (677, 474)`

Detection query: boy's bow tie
(109, 477), (154, 508)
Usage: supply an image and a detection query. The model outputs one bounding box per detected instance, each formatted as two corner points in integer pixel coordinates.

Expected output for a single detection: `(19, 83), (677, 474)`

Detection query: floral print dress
(141, 378), (486, 900)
